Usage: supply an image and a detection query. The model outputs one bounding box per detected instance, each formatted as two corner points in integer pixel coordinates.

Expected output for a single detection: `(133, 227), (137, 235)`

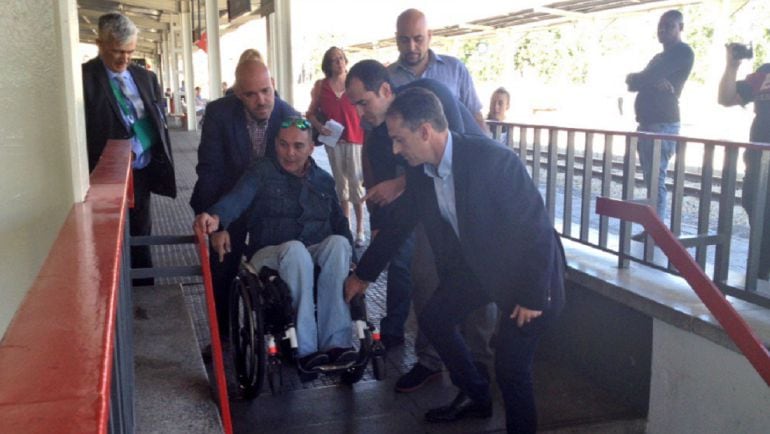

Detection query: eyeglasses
(280, 117), (312, 130)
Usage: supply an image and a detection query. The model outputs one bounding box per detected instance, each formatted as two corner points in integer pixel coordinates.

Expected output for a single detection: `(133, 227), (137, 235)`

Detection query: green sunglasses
(280, 117), (312, 130)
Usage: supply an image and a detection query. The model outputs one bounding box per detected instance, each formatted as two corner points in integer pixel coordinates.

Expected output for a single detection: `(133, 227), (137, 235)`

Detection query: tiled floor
(149, 128), (643, 434)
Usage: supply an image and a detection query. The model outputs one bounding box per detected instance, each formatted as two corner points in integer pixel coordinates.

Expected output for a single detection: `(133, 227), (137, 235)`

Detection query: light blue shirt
(388, 50), (483, 114)
(105, 65), (151, 169)
(424, 133), (459, 238)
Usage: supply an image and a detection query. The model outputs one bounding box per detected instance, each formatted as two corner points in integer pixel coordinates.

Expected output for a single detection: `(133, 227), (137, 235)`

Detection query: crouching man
(195, 117), (356, 377)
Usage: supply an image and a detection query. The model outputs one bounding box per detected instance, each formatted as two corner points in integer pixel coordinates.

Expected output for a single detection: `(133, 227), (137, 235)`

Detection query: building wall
(0, 0), (86, 335)
(647, 320), (770, 433)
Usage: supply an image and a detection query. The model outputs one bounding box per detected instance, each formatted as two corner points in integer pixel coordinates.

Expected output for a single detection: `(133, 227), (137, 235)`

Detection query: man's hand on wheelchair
(210, 230), (231, 262)
(194, 212), (220, 235)
(344, 273), (369, 303)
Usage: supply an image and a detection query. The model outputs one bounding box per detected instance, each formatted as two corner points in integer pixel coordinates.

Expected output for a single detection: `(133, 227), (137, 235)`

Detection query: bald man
(191, 59), (299, 333)
(388, 8), (486, 131)
(625, 10), (693, 232)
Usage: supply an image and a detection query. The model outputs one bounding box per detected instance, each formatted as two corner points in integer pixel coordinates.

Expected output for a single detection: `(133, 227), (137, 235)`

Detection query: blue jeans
(637, 122), (680, 218)
(379, 232), (414, 338)
(249, 235), (352, 357)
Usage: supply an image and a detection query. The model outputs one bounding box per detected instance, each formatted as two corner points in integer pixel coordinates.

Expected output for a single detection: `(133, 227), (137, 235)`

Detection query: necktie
(110, 75), (154, 156)
(114, 74), (146, 119)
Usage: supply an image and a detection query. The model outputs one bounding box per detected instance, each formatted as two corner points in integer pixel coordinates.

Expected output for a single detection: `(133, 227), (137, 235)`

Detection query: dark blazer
(82, 57), (176, 198)
(189, 94), (298, 214)
(356, 132), (565, 314)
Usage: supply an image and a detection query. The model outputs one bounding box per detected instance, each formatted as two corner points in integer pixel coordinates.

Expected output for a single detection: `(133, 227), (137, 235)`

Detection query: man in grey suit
(82, 13), (176, 286)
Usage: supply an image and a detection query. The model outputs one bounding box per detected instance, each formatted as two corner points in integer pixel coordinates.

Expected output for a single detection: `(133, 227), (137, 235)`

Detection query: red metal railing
(0, 140), (132, 433)
(596, 197), (770, 386)
(195, 228), (233, 434)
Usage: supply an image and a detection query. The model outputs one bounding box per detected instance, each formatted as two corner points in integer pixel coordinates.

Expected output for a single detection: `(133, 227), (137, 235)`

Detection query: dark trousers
(379, 232), (414, 338)
(418, 231), (545, 434)
(130, 167), (153, 284)
(209, 216), (248, 335)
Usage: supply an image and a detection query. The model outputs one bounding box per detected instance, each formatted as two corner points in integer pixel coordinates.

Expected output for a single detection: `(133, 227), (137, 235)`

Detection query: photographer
(719, 43), (770, 279)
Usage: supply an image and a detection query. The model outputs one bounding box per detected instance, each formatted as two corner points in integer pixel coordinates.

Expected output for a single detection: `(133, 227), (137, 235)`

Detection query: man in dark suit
(190, 59), (298, 332)
(82, 13), (176, 286)
(345, 87), (565, 433)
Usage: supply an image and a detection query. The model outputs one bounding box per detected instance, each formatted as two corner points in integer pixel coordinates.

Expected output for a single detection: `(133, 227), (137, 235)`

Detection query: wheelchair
(228, 261), (386, 399)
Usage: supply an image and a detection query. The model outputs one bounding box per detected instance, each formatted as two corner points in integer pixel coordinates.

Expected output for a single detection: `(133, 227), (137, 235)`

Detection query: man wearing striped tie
(82, 13), (177, 286)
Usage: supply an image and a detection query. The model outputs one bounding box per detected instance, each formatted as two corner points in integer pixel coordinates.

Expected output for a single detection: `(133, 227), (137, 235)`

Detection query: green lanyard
(109, 78), (136, 121)
(109, 77), (153, 152)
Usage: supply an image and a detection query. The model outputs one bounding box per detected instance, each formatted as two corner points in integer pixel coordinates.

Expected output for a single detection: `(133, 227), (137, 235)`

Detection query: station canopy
(76, 0), (272, 57)
(76, 0), (697, 56)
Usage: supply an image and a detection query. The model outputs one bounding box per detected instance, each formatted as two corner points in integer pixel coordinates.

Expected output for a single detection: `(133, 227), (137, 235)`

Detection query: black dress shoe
(425, 392), (492, 423)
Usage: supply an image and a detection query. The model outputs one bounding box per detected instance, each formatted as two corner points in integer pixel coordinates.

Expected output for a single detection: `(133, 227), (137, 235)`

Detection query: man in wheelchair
(195, 116), (356, 375)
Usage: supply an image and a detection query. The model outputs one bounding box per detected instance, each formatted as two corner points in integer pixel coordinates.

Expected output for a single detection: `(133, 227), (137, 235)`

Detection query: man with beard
(191, 59), (298, 334)
(387, 8), (486, 132)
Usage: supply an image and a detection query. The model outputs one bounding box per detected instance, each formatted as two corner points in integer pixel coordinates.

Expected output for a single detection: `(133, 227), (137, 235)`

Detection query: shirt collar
(428, 50), (444, 65)
(424, 133), (453, 180)
(102, 60), (127, 81)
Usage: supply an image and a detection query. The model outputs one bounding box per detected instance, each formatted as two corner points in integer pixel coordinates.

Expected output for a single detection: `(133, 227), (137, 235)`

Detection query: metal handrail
(487, 120), (770, 300)
(194, 228), (233, 434)
(596, 197), (770, 387)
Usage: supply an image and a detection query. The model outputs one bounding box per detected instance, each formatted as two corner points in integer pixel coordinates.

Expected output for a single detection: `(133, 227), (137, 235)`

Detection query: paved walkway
(149, 128), (643, 434)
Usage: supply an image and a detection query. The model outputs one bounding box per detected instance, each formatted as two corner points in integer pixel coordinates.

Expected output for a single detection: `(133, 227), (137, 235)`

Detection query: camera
(729, 42), (754, 60)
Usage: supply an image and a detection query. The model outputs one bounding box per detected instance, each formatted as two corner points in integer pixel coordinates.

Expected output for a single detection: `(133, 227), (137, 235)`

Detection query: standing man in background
(388, 8), (487, 133)
(82, 12), (176, 286)
(626, 9), (693, 239)
(719, 44), (770, 279)
(191, 59), (298, 333)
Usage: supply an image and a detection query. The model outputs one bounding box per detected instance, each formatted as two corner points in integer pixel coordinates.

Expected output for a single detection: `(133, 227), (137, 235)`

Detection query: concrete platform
(133, 284), (223, 434)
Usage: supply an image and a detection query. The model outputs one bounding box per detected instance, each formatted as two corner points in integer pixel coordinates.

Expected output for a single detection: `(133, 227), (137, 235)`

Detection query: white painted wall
(648, 320), (770, 433)
(0, 0), (86, 335)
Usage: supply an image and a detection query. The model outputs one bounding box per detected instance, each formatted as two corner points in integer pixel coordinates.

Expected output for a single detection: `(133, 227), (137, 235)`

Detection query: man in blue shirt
(388, 8), (486, 132)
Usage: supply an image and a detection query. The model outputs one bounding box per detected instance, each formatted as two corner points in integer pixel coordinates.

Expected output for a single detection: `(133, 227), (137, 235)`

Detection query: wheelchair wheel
(372, 355), (386, 381)
(229, 272), (266, 399)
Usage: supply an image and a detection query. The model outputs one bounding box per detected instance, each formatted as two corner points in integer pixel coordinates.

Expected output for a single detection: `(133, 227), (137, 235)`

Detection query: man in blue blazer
(82, 13), (176, 286)
(345, 87), (565, 433)
(190, 59), (299, 332)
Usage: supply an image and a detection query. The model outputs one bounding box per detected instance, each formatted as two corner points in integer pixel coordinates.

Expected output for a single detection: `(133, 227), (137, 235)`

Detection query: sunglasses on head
(280, 117), (312, 130)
